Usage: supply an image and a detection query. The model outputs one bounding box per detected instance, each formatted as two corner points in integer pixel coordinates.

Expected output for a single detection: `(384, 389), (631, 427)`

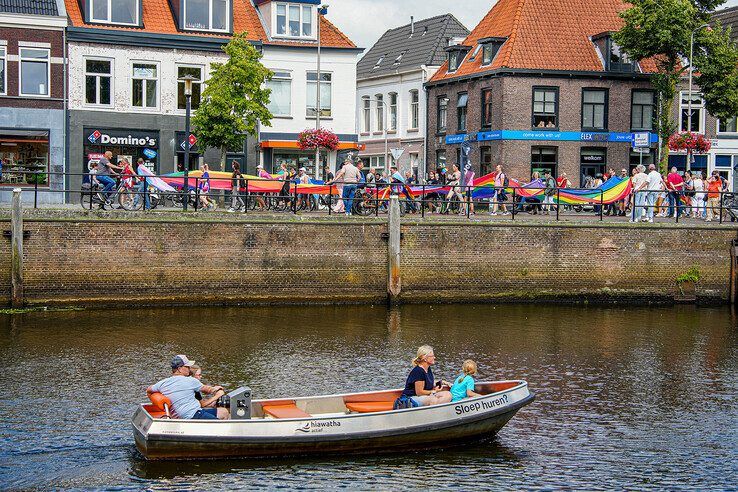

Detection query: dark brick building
(0, 0), (67, 203)
(425, 0), (660, 186)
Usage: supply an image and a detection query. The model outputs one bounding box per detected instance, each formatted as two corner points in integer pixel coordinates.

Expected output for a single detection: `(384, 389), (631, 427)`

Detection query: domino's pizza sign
(88, 130), (102, 143)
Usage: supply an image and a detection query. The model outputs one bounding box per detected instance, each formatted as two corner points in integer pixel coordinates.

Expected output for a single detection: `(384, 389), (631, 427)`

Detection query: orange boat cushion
(345, 401), (394, 413)
(262, 403), (311, 419)
(148, 392), (172, 412)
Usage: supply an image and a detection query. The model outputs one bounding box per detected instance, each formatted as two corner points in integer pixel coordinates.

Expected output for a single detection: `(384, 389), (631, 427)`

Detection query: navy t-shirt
(402, 366), (434, 397)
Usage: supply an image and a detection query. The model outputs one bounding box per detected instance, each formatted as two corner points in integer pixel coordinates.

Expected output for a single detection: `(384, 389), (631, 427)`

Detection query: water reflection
(0, 304), (736, 490)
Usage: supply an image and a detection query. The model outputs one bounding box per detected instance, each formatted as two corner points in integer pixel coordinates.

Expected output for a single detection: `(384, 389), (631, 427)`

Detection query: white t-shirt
(632, 172), (649, 190)
(693, 178), (704, 192)
(647, 171), (664, 191)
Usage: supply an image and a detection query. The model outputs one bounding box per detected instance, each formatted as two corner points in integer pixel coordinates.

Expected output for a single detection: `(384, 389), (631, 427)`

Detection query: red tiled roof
(430, 0), (656, 83)
(63, 0), (356, 48)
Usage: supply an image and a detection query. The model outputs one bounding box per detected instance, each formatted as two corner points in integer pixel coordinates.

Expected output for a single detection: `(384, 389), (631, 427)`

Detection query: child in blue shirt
(450, 360), (482, 402)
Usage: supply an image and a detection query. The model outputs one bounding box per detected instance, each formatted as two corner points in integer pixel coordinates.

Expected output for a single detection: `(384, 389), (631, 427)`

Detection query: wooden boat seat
(345, 401), (395, 413)
(262, 403), (311, 419)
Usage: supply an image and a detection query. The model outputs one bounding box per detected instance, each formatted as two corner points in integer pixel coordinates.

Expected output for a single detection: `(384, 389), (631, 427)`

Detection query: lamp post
(315, 4), (328, 179)
(179, 74), (196, 211)
(375, 99), (389, 170)
(687, 23), (710, 172)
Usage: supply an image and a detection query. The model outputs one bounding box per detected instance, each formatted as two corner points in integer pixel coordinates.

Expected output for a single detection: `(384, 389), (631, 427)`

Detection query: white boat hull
(133, 380), (534, 460)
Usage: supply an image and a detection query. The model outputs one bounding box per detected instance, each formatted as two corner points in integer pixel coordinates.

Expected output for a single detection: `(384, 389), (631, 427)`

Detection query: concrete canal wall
(1, 212), (737, 307)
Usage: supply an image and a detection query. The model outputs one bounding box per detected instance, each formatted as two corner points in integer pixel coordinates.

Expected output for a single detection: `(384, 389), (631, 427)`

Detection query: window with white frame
(265, 70), (291, 116)
(131, 63), (158, 109)
(679, 91), (705, 133)
(375, 94), (384, 132)
(0, 47), (6, 95)
(306, 72), (331, 117)
(184, 0), (228, 31)
(409, 90), (419, 129)
(177, 65), (203, 110)
(85, 58), (112, 106)
(362, 96), (371, 132)
(91, 0), (139, 25)
(20, 48), (49, 97)
(718, 116), (738, 134)
(275, 3), (313, 38)
(388, 92), (398, 131)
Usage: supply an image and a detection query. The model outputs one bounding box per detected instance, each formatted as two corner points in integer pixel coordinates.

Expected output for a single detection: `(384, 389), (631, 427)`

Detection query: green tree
(192, 32), (273, 171)
(614, 0), (738, 171)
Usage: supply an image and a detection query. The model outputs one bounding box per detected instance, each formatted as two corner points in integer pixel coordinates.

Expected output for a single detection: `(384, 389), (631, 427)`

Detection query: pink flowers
(298, 128), (340, 151)
(668, 131), (712, 154)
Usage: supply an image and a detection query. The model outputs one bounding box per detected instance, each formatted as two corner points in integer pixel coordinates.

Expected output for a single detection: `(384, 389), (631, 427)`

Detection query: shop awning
(260, 140), (365, 151)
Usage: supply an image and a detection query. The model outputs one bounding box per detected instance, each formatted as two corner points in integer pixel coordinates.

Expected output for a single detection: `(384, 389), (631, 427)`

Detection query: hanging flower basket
(297, 128), (340, 152)
(668, 131), (712, 154)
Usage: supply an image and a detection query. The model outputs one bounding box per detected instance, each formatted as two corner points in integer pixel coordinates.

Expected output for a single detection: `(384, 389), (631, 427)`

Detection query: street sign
(633, 132), (650, 148)
(390, 148), (405, 162)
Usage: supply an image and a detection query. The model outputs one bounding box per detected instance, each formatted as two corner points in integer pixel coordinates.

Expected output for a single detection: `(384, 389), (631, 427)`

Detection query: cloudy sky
(325, 0), (738, 52)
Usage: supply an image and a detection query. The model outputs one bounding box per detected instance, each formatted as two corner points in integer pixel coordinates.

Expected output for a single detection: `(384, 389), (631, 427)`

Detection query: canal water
(0, 304), (736, 490)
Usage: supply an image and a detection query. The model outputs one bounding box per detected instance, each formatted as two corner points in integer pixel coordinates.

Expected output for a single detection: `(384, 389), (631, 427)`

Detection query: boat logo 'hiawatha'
(295, 421), (342, 433)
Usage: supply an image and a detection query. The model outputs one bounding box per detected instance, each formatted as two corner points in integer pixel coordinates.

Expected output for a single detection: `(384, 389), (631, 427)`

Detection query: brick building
(425, 0), (660, 185)
(0, 0), (67, 203)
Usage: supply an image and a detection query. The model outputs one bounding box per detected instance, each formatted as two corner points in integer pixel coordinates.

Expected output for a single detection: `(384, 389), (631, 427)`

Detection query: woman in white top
(692, 171), (705, 219)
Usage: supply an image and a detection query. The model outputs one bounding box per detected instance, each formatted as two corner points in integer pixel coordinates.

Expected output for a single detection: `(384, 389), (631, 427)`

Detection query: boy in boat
(146, 355), (229, 420)
(450, 360), (482, 402)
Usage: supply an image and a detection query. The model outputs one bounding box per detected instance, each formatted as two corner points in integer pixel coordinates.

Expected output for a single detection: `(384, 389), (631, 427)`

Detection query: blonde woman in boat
(402, 345), (452, 406)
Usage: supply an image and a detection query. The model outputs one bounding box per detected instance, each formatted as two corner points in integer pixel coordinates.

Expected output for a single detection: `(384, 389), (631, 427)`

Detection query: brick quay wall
(0, 216), (736, 307)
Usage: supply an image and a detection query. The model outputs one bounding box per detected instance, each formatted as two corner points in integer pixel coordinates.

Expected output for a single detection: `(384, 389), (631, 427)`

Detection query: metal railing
(2, 170), (736, 224)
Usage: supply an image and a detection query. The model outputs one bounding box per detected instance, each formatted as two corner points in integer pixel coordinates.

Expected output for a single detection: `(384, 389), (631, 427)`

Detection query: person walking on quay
(133, 158), (151, 211)
(666, 167), (686, 218)
(491, 164), (509, 216)
(683, 171), (695, 217)
(332, 158), (361, 216)
(329, 161), (346, 213)
(227, 161), (245, 213)
(693, 171), (706, 219)
(705, 170), (724, 222)
(198, 163), (216, 211)
(542, 170), (557, 215)
(645, 164), (664, 223)
(631, 164), (649, 222)
(444, 164), (463, 214)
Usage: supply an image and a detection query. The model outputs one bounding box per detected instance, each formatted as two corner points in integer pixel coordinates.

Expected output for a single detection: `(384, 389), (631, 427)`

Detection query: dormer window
(593, 33), (636, 73)
(88, 0), (141, 26)
(275, 3), (314, 39)
(478, 37), (505, 66)
(446, 44), (470, 73)
(184, 0), (229, 32)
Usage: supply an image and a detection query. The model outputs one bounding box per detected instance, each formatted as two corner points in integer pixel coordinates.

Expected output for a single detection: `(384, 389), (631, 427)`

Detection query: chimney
(411, 16), (415, 34)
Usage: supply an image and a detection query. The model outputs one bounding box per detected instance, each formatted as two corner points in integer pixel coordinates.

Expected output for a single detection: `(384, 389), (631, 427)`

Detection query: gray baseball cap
(171, 354), (196, 370)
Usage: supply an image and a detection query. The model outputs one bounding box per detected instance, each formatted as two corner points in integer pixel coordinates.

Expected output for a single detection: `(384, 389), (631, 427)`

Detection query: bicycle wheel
(80, 191), (92, 209)
(118, 188), (142, 211)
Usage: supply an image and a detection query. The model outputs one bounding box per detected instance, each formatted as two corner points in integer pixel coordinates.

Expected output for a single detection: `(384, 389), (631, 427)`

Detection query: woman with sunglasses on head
(401, 345), (452, 407)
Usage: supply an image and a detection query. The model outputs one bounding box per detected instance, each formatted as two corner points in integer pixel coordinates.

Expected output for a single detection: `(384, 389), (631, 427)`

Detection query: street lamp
(375, 99), (389, 170)
(315, 4), (328, 179)
(687, 23), (711, 171)
(179, 73), (196, 211)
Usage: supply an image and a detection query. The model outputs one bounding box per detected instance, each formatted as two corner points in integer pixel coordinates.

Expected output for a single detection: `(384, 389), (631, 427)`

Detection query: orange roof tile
(64, 0), (356, 48)
(430, 0), (655, 83)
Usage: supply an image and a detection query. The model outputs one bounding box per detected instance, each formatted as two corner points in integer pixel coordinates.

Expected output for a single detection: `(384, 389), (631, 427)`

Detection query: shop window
(375, 94), (384, 132)
(91, 0), (139, 25)
(718, 116), (738, 134)
(531, 146), (557, 177)
(388, 92), (398, 131)
(361, 96), (371, 132)
(481, 89), (493, 129)
(0, 130), (50, 185)
(265, 70), (291, 116)
(19, 48), (49, 97)
(582, 89), (608, 131)
(679, 91), (704, 133)
(0, 47), (7, 95)
(177, 65), (203, 110)
(85, 59), (112, 106)
(532, 87), (558, 129)
(437, 96), (448, 133)
(580, 147), (606, 186)
(715, 154), (733, 168)
(306, 72), (331, 117)
(131, 63), (158, 109)
(184, 0), (228, 31)
(631, 90), (654, 131)
(457, 93), (468, 133)
(409, 90), (419, 130)
(668, 154), (687, 171)
(275, 3), (313, 38)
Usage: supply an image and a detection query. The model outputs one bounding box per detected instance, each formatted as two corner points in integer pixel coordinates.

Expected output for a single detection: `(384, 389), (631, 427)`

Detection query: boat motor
(218, 387), (252, 420)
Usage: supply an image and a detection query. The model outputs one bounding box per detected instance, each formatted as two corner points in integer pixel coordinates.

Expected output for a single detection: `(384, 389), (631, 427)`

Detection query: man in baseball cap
(147, 355), (229, 420)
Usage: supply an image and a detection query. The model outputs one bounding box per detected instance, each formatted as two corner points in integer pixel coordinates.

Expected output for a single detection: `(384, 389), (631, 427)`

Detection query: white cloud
(324, 0), (738, 52)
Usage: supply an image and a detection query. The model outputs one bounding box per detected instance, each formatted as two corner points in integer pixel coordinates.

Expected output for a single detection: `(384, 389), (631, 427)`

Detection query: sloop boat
(132, 380), (534, 460)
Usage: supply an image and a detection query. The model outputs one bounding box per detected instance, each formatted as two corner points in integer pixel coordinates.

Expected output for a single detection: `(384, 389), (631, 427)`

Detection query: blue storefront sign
(447, 130), (659, 145)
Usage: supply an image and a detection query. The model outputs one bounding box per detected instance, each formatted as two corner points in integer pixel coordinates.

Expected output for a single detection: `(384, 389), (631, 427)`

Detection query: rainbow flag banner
(161, 171), (632, 205)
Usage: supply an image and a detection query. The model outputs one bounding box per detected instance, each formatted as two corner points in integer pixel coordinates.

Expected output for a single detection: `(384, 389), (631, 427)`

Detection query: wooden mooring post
(731, 239), (737, 306)
(11, 188), (23, 307)
(387, 195), (401, 304)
